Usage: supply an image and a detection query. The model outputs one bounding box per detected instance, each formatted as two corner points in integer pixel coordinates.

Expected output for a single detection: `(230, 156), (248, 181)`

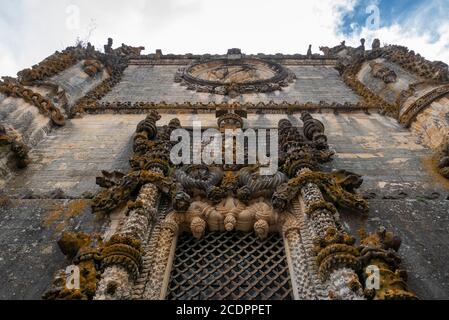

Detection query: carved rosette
(175, 58), (296, 97)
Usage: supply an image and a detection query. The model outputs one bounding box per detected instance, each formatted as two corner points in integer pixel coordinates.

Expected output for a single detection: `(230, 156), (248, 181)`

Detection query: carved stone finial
(307, 45), (312, 58)
(227, 48), (242, 60)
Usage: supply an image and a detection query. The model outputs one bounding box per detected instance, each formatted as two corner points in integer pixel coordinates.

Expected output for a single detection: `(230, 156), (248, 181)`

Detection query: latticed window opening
(166, 232), (293, 300)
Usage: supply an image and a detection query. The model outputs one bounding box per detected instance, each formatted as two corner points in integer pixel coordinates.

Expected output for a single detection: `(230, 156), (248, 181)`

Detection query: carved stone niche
(175, 57), (296, 97)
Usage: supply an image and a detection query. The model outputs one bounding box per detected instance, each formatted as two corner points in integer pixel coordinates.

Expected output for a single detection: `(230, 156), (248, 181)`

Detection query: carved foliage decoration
(359, 227), (418, 300)
(92, 111), (181, 215)
(272, 170), (368, 213)
(43, 232), (103, 300)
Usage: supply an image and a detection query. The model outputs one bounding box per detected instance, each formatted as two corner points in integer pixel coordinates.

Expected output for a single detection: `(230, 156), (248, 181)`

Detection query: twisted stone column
(95, 183), (159, 300)
(299, 169), (364, 300)
(142, 218), (179, 300)
(283, 216), (318, 300)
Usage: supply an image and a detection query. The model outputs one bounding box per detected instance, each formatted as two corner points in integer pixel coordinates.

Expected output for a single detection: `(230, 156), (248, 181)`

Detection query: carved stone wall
(1, 40), (448, 300)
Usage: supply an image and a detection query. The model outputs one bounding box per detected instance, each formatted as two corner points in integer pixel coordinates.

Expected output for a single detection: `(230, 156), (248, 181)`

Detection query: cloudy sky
(1, 0), (448, 77)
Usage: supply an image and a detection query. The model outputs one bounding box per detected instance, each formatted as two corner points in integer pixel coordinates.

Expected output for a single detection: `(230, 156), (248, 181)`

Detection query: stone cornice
(129, 56), (337, 67)
(82, 101), (378, 115)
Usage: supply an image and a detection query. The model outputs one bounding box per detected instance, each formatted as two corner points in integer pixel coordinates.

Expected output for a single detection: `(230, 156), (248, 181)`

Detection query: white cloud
(343, 0), (449, 63)
(0, 0), (447, 77)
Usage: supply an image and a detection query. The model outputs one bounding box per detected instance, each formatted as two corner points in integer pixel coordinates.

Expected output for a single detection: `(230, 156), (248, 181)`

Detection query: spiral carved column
(283, 216), (318, 300)
(299, 169), (364, 300)
(94, 183), (160, 300)
(142, 218), (179, 300)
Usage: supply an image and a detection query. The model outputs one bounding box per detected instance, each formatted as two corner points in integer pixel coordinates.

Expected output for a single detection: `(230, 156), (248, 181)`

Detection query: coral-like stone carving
(319, 41), (347, 57)
(43, 232), (102, 300)
(341, 55), (397, 116)
(359, 227), (418, 300)
(237, 166), (288, 202)
(101, 235), (143, 281)
(315, 228), (361, 281)
(143, 216), (179, 300)
(92, 111), (180, 215)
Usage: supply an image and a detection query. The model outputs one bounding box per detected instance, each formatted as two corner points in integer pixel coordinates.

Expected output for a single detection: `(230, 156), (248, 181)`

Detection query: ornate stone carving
(341, 55), (397, 116)
(43, 232), (103, 300)
(399, 84), (449, 127)
(273, 169), (368, 213)
(94, 182), (160, 300)
(83, 59), (104, 77)
(278, 114), (335, 178)
(369, 62), (397, 84)
(143, 216), (179, 300)
(72, 38), (145, 116)
(17, 44), (95, 85)
(298, 174), (365, 300)
(359, 227), (418, 300)
(380, 45), (449, 82)
(91, 100), (375, 114)
(92, 111), (179, 215)
(175, 58), (296, 97)
(237, 166), (288, 202)
(170, 196), (279, 240)
(319, 41), (346, 57)
(0, 78), (65, 126)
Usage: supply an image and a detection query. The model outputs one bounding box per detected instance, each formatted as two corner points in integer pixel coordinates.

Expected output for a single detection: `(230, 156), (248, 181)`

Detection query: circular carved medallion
(175, 58), (296, 97)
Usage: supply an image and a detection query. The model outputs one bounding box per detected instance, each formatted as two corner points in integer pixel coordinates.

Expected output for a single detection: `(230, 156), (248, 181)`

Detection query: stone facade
(1, 38), (449, 300)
